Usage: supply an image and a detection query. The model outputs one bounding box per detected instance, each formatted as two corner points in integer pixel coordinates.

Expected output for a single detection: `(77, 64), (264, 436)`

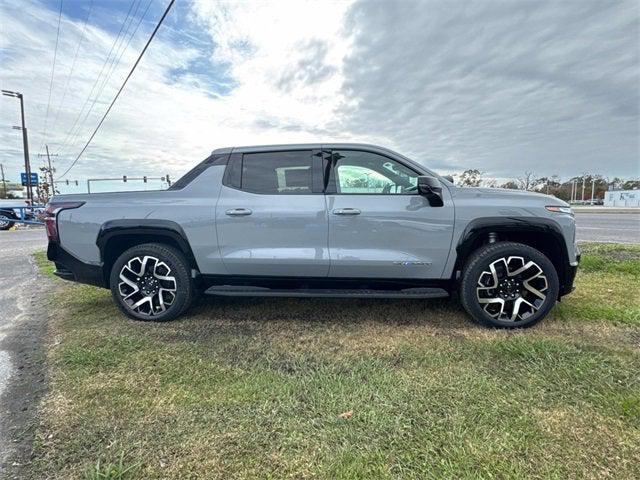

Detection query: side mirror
(443, 175), (454, 184)
(417, 176), (444, 207)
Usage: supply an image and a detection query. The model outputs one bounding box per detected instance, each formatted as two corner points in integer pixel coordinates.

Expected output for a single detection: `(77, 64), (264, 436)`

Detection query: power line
(54, 0), (139, 153)
(48, 0), (95, 142)
(38, 0), (64, 155)
(59, 0), (176, 179)
(59, 0), (153, 159)
(59, 0), (153, 156)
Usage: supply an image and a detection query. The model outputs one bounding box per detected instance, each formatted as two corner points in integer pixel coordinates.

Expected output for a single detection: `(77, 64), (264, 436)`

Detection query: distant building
(0, 182), (25, 199)
(604, 189), (639, 207)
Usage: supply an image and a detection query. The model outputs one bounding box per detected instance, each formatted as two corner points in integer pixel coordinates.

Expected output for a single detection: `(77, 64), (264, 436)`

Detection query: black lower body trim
(200, 274), (450, 292)
(47, 242), (107, 288)
(559, 254), (580, 297)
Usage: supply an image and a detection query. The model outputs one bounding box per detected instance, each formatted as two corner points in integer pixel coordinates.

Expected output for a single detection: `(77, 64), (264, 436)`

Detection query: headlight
(545, 206), (573, 215)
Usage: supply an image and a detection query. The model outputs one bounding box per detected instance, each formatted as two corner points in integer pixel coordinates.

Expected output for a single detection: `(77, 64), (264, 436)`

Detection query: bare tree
(35, 164), (59, 204)
(517, 171), (537, 191)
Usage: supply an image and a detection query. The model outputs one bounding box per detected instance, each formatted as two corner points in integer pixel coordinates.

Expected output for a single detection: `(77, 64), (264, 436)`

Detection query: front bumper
(47, 242), (107, 288)
(559, 252), (580, 297)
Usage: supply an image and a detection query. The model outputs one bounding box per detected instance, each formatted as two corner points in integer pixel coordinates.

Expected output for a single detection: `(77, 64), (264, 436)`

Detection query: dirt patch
(580, 243), (640, 262)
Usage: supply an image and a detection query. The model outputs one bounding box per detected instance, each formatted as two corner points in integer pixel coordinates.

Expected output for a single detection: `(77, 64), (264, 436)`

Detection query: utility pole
(0, 163), (6, 198)
(581, 177), (586, 202)
(37, 144), (58, 189)
(2, 90), (33, 203)
(590, 178), (596, 205)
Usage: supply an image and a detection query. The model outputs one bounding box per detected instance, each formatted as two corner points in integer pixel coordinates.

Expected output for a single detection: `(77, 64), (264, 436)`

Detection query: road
(575, 212), (639, 244)
(0, 228), (46, 398)
(0, 228), (48, 473)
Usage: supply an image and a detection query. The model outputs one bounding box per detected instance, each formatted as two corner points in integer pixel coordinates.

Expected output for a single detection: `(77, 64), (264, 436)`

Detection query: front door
(215, 150), (330, 277)
(325, 149), (455, 279)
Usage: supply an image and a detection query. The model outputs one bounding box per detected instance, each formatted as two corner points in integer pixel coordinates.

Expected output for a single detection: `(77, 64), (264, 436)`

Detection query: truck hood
(453, 186), (569, 206)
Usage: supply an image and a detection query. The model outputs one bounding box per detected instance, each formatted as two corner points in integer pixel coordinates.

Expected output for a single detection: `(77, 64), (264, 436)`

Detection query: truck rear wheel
(460, 241), (559, 328)
(109, 243), (194, 322)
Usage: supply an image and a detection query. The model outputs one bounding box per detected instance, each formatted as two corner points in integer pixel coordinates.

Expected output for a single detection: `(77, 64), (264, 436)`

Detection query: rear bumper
(47, 242), (107, 288)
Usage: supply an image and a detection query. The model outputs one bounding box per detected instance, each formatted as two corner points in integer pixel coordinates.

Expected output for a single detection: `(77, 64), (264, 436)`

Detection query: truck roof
(213, 143), (397, 155)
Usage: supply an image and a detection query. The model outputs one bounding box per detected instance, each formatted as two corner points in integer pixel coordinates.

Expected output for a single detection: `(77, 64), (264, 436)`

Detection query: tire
(0, 212), (16, 230)
(109, 243), (194, 322)
(460, 241), (559, 328)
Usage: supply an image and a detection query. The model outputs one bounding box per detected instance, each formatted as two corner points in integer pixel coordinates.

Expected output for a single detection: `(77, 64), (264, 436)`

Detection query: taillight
(44, 202), (85, 242)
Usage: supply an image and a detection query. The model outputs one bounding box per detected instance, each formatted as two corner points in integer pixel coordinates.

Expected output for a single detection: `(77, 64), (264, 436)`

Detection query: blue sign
(21, 172), (38, 186)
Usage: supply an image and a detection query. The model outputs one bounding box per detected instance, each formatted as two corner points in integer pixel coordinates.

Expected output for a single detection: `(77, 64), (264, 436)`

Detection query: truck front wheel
(109, 243), (194, 322)
(460, 241), (559, 328)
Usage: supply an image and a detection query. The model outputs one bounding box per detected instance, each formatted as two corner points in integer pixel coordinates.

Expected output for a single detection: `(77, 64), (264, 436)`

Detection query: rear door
(325, 149), (455, 279)
(215, 149), (330, 277)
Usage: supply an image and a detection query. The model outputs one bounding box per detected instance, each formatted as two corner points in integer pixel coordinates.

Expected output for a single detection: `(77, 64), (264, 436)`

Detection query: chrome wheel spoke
(476, 255), (548, 322)
(478, 297), (505, 318)
(118, 255), (177, 317)
(510, 297), (535, 321)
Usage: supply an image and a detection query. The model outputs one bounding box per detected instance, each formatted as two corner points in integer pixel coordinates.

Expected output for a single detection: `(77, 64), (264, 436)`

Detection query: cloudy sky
(1, 0), (638, 191)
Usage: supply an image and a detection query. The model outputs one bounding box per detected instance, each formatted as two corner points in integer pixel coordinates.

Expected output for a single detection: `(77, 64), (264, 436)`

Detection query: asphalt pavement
(0, 228), (48, 472)
(0, 228), (47, 397)
(575, 212), (639, 244)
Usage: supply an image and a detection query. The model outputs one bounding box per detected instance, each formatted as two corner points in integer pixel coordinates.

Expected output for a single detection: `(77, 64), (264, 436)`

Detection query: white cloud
(0, 0), (638, 193)
(1, 0), (357, 188)
(189, 0), (354, 131)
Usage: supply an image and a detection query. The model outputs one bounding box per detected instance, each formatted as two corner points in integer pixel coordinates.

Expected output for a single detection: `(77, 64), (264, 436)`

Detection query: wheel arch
(454, 217), (571, 297)
(97, 219), (199, 285)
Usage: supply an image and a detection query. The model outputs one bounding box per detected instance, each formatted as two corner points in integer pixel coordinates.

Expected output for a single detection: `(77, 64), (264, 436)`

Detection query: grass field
(29, 244), (640, 479)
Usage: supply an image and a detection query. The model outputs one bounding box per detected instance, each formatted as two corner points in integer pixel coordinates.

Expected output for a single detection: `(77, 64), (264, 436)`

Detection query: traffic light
(143, 176), (147, 183)
(166, 174), (171, 186)
(123, 175), (127, 182)
(65, 179), (69, 185)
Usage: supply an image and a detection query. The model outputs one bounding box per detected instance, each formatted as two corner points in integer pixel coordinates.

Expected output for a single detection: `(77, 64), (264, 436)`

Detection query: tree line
(452, 169), (640, 202)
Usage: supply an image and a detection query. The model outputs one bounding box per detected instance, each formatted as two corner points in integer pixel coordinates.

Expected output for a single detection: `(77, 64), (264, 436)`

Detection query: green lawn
(27, 244), (640, 479)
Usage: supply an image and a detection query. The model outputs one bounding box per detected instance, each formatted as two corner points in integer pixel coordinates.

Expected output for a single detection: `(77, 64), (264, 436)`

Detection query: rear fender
(97, 219), (199, 282)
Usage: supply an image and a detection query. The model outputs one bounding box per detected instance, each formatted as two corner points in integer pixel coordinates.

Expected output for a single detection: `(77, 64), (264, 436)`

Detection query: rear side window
(236, 151), (313, 194)
(169, 153), (228, 190)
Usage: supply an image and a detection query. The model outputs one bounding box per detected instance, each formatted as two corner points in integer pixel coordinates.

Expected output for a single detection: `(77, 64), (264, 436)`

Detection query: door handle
(333, 208), (361, 216)
(225, 208), (252, 216)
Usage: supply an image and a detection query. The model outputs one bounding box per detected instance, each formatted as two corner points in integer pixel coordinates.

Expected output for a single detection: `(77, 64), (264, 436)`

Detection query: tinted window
(332, 150), (418, 194)
(241, 151), (312, 194)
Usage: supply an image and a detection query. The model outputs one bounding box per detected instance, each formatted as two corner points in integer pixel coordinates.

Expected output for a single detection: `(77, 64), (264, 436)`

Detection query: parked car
(45, 144), (579, 328)
(0, 198), (30, 230)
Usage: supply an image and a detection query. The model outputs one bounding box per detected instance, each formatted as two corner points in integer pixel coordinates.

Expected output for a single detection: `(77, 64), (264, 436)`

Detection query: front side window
(332, 150), (418, 194)
(237, 151), (313, 194)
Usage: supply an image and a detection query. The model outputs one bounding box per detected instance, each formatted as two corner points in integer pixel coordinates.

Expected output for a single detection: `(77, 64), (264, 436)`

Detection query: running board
(204, 285), (449, 299)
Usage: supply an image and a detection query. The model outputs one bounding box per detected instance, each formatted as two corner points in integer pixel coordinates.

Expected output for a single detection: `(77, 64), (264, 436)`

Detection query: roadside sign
(21, 172), (38, 186)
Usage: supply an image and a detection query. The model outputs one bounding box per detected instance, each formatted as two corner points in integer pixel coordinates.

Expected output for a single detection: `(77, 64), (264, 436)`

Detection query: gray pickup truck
(45, 143), (579, 328)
